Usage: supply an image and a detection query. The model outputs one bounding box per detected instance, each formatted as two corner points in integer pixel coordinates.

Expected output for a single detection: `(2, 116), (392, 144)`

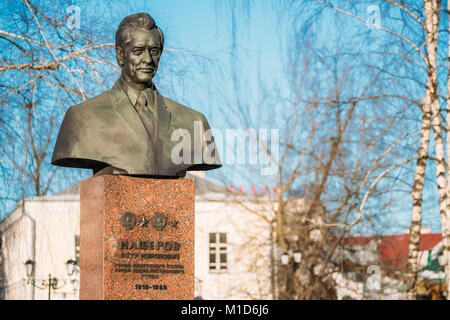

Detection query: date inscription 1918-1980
(135, 284), (168, 290)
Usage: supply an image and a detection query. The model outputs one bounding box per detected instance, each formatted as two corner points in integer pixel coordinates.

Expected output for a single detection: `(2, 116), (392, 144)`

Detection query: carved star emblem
(169, 219), (179, 229)
(137, 214), (149, 228)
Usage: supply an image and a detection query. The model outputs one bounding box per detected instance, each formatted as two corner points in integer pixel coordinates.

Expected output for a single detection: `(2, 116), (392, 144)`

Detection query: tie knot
(136, 92), (148, 109)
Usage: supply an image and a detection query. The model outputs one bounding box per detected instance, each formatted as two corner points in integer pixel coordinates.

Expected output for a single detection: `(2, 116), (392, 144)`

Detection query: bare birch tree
(213, 1), (418, 299)
(293, 0), (450, 300)
(407, 0), (444, 300)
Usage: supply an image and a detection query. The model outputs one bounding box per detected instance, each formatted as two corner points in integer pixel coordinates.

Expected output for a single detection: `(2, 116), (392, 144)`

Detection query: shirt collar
(119, 77), (155, 106)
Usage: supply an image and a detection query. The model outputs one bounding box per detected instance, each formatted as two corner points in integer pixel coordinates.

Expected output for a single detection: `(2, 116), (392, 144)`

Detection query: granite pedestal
(79, 175), (194, 300)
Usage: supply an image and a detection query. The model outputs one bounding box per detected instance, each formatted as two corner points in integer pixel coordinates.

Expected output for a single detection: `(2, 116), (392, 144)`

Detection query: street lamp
(279, 250), (302, 299)
(293, 251), (302, 264)
(279, 235), (302, 299)
(65, 259), (76, 276)
(24, 259), (78, 300)
(281, 252), (290, 265)
(24, 259), (35, 278)
(280, 250), (302, 265)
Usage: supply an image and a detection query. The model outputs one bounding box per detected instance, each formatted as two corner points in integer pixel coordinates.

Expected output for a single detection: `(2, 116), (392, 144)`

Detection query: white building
(0, 184), (80, 300)
(0, 173), (274, 300)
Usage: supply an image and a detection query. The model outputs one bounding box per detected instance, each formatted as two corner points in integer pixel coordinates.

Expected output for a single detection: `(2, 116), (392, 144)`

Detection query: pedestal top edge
(80, 175), (195, 185)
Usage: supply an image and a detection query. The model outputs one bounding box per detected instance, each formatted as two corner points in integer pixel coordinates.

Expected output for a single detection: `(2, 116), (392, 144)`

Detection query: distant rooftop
(343, 233), (442, 272)
(28, 172), (228, 202)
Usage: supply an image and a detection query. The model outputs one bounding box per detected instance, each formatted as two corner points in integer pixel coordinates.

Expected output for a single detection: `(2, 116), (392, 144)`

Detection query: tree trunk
(406, 76), (432, 301)
(406, 0), (440, 300)
(444, 0), (450, 300)
(425, 0), (450, 301)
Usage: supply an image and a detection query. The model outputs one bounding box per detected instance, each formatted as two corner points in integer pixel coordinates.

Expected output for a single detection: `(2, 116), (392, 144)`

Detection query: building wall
(1, 208), (34, 299)
(1, 198), (80, 300)
(195, 200), (273, 299)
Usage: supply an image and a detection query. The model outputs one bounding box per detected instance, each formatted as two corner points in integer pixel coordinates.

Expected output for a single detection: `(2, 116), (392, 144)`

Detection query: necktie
(135, 90), (158, 141)
(135, 90), (159, 172)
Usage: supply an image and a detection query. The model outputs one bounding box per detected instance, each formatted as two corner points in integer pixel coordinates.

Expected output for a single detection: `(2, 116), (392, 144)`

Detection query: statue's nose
(142, 49), (153, 64)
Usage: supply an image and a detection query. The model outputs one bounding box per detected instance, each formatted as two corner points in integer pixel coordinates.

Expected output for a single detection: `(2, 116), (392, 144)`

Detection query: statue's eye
(133, 48), (143, 55)
(151, 48), (160, 55)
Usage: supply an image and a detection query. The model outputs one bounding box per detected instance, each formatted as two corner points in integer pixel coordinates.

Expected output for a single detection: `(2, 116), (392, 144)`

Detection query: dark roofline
(48, 173), (227, 197)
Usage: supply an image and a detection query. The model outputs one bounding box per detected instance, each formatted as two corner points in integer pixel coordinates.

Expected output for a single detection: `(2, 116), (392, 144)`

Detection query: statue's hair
(115, 13), (164, 52)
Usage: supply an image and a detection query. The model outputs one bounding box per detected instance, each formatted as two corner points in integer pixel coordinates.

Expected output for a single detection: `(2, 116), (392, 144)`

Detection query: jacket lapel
(108, 80), (150, 145)
(140, 87), (172, 143)
(155, 91), (171, 141)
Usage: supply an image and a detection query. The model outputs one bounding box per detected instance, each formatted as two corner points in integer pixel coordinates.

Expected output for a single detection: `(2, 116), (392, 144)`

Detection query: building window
(75, 235), (80, 265)
(209, 232), (228, 272)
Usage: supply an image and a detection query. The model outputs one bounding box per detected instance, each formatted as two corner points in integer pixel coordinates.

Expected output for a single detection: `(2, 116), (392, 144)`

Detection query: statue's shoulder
(67, 90), (112, 115)
(61, 90), (116, 130)
(161, 95), (206, 121)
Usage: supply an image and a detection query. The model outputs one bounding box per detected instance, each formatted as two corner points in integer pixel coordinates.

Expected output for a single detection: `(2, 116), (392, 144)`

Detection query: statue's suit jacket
(51, 80), (221, 176)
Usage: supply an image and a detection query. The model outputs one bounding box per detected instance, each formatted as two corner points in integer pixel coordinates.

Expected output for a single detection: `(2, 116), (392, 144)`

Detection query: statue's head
(115, 13), (164, 86)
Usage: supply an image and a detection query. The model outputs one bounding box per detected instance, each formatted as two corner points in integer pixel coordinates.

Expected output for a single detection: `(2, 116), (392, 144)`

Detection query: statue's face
(118, 27), (162, 85)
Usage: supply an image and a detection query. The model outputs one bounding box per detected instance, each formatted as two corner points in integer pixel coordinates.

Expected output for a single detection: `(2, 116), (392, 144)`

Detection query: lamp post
(281, 235), (302, 270)
(24, 259), (78, 300)
(280, 249), (302, 299)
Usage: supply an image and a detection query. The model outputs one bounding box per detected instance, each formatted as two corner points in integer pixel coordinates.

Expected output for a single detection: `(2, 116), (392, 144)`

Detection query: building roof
(27, 173), (228, 202)
(343, 233), (442, 272)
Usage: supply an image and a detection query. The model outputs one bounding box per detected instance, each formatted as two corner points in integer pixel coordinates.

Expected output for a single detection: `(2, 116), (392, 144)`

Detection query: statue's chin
(136, 75), (153, 84)
(122, 71), (155, 88)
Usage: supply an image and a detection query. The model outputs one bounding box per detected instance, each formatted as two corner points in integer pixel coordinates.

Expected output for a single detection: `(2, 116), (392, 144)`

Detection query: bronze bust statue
(51, 13), (221, 177)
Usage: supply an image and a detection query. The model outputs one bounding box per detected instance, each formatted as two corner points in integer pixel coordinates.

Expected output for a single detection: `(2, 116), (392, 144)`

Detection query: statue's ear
(116, 46), (125, 67)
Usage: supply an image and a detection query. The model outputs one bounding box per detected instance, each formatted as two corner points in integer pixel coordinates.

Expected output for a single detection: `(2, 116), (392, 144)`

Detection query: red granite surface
(80, 175), (194, 300)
